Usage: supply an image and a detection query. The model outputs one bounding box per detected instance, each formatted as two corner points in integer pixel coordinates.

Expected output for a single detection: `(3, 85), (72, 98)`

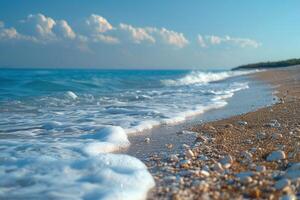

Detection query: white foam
(81, 126), (130, 155)
(162, 70), (255, 86)
(0, 154), (155, 200)
(66, 91), (78, 100)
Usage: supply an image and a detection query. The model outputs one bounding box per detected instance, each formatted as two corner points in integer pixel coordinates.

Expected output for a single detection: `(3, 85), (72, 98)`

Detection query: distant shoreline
(232, 58), (300, 70)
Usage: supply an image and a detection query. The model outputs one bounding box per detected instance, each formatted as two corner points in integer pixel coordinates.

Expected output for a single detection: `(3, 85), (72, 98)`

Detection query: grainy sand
(146, 66), (300, 199)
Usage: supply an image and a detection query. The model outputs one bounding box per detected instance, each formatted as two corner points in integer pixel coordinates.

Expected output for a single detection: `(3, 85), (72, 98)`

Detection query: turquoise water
(0, 68), (254, 199)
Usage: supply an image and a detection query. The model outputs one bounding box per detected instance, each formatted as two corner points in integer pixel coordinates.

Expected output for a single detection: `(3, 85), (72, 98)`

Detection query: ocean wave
(161, 70), (256, 86)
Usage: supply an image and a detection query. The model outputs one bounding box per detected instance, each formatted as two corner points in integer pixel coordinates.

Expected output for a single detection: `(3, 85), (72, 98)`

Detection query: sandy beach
(143, 66), (300, 199)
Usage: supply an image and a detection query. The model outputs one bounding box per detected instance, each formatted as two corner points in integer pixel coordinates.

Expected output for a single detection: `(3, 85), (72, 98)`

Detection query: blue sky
(0, 0), (299, 69)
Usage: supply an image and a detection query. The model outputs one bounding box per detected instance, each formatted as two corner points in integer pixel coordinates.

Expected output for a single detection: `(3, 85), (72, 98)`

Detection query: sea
(0, 68), (268, 199)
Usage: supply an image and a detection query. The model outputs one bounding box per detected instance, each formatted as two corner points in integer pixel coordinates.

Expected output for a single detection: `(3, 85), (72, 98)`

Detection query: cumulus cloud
(156, 28), (189, 48)
(0, 21), (30, 41)
(86, 14), (113, 33)
(205, 35), (261, 48)
(25, 13), (57, 39)
(119, 23), (155, 44)
(55, 20), (76, 39)
(197, 35), (207, 47)
(119, 24), (189, 48)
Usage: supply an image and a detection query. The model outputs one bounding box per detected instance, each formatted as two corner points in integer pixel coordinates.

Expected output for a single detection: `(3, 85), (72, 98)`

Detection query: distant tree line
(232, 58), (300, 70)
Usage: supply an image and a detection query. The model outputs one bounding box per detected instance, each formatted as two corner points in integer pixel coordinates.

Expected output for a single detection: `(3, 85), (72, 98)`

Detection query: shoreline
(125, 72), (274, 160)
(143, 66), (300, 199)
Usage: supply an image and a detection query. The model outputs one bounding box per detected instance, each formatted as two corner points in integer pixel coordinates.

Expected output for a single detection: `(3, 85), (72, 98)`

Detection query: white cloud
(55, 20), (76, 39)
(0, 27), (19, 39)
(86, 14), (113, 33)
(205, 35), (261, 48)
(119, 24), (188, 48)
(197, 34), (206, 47)
(207, 35), (222, 45)
(25, 13), (56, 39)
(157, 28), (189, 48)
(225, 36), (261, 48)
(0, 21), (32, 41)
(119, 23), (155, 44)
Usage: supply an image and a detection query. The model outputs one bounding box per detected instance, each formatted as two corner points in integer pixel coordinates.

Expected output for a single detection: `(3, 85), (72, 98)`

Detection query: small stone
(144, 137), (150, 143)
(212, 162), (223, 172)
(220, 155), (234, 165)
(202, 165), (210, 172)
(257, 132), (267, 140)
(241, 176), (252, 184)
(272, 133), (283, 139)
(198, 155), (209, 161)
(185, 149), (195, 159)
(180, 159), (191, 168)
(265, 119), (281, 128)
(266, 150), (286, 161)
(275, 179), (290, 190)
(285, 163), (300, 179)
(165, 143), (173, 149)
(241, 151), (252, 161)
(199, 170), (210, 177)
(223, 163), (232, 169)
(170, 154), (179, 162)
(237, 120), (248, 126)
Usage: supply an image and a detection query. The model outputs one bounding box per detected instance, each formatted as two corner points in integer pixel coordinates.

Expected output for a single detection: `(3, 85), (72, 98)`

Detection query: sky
(0, 0), (299, 69)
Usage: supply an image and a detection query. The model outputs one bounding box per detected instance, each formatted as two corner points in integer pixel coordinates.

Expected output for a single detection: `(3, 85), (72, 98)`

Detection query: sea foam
(162, 70), (255, 86)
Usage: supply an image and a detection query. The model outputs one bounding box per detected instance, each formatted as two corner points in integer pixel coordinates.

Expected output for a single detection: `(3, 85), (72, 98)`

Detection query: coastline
(125, 72), (274, 160)
(143, 66), (300, 199)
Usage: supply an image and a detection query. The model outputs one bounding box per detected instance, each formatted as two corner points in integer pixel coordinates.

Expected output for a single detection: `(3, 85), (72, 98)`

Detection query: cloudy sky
(0, 0), (299, 69)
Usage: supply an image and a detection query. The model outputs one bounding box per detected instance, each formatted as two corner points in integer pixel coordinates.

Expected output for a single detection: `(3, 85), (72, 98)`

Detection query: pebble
(169, 154), (179, 162)
(256, 132), (267, 140)
(265, 119), (281, 128)
(266, 150), (286, 161)
(199, 170), (210, 177)
(180, 159), (191, 168)
(198, 155), (209, 161)
(285, 163), (300, 179)
(237, 120), (248, 126)
(275, 178), (291, 190)
(185, 149), (195, 159)
(272, 133), (283, 139)
(220, 155), (234, 165)
(212, 162), (223, 172)
(241, 151), (252, 161)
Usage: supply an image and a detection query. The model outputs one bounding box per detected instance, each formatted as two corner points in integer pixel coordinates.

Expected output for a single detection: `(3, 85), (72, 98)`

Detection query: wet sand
(145, 66), (300, 199)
